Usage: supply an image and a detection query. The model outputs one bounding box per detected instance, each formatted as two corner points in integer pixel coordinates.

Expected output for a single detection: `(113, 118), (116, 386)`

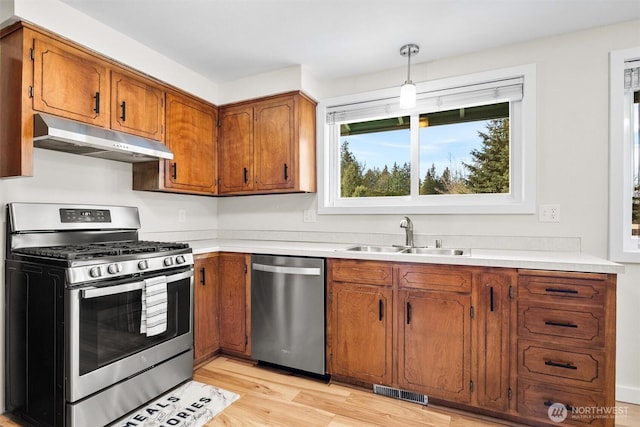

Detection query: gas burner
(15, 240), (190, 261)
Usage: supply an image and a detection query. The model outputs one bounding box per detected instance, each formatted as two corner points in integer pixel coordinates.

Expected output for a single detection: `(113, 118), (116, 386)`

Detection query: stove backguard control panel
(60, 208), (112, 223)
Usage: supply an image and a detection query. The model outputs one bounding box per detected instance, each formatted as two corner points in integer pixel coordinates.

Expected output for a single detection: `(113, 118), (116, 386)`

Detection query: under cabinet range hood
(33, 113), (173, 163)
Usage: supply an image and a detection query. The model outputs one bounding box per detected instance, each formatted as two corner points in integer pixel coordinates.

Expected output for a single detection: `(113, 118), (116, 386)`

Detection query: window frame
(317, 64), (537, 215)
(609, 47), (640, 263)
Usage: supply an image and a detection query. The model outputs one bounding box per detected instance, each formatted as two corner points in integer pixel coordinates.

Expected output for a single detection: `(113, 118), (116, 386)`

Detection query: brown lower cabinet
(193, 252), (251, 366)
(218, 252), (251, 356)
(327, 258), (617, 427)
(327, 260), (393, 385)
(193, 253), (219, 365)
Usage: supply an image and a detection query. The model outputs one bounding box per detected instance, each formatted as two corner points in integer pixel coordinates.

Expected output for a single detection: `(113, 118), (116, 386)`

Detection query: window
(318, 65), (536, 214)
(610, 47), (640, 263)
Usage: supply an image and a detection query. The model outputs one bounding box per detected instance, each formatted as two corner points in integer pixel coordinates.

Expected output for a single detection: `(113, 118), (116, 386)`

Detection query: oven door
(66, 269), (193, 402)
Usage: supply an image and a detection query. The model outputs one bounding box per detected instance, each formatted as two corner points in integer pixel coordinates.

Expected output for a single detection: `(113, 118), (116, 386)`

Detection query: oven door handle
(80, 270), (193, 299)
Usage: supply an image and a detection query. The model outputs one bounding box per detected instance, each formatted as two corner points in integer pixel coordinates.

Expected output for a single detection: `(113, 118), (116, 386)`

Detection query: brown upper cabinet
(1, 22), (317, 197)
(218, 92), (317, 195)
(110, 70), (165, 141)
(32, 34), (109, 128)
(133, 92), (218, 195)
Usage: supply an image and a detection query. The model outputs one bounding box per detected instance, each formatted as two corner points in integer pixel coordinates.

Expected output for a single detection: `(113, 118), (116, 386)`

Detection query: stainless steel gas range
(4, 203), (194, 427)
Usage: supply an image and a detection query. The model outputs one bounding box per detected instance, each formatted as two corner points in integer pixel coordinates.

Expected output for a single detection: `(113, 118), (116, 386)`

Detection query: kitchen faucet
(399, 216), (414, 247)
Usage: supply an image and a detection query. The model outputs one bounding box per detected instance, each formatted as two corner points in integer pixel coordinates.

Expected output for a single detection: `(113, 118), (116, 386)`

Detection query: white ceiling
(60, 0), (640, 84)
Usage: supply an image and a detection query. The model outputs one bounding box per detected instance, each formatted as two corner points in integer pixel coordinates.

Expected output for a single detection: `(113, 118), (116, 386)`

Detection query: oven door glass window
(78, 278), (190, 375)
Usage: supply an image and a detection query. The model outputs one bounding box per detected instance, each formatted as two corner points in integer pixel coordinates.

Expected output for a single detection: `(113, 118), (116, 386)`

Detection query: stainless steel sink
(343, 245), (469, 256)
(344, 245), (405, 253)
(401, 247), (470, 256)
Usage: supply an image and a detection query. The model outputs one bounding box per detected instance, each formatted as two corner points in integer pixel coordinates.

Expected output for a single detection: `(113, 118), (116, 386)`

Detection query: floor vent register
(373, 384), (428, 405)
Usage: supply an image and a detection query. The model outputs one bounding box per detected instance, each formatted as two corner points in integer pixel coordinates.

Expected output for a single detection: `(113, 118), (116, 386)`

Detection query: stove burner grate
(15, 240), (189, 260)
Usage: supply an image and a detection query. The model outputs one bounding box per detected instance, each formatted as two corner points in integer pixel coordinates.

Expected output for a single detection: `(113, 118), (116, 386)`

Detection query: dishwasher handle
(252, 263), (321, 276)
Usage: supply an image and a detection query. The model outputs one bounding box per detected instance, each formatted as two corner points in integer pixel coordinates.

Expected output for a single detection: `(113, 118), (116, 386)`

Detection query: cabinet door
(218, 253), (250, 355)
(475, 270), (515, 411)
(330, 283), (392, 384)
(194, 254), (219, 365)
(164, 93), (217, 193)
(398, 290), (472, 403)
(110, 71), (164, 141)
(218, 105), (253, 193)
(254, 97), (294, 191)
(32, 36), (108, 127)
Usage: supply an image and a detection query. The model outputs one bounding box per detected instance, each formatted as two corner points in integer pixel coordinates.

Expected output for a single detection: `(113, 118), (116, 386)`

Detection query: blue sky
(341, 120), (489, 179)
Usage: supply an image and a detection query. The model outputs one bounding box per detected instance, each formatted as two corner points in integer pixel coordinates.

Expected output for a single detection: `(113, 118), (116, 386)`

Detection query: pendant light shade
(399, 43), (419, 109)
(399, 82), (417, 109)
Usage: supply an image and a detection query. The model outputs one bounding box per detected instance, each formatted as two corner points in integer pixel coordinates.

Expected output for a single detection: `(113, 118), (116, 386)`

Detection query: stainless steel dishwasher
(251, 254), (325, 375)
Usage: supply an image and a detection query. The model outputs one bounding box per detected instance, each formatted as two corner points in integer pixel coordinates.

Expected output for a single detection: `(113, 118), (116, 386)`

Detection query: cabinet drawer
(519, 272), (606, 306)
(517, 379), (605, 426)
(519, 341), (604, 390)
(397, 264), (471, 293)
(519, 303), (605, 347)
(329, 259), (392, 286)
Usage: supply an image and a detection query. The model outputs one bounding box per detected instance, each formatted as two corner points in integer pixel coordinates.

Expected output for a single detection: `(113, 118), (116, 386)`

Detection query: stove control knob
(138, 260), (149, 270)
(163, 257), (174, 267)
(107, 263), (122, 275)
(89, 267), (102, 278)
(176, 255), (186, 265)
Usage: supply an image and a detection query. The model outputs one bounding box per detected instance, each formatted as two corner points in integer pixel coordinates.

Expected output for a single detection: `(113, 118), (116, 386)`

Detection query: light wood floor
(1, 356), (639, 426)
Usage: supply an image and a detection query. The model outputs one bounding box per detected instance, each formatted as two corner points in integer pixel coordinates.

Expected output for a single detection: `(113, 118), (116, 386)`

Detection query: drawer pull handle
(545, 287), (579, 294)
(406, 302), (412, 325)
(545, 320), (578, 328)
(379, 299), (383, 321)
(544, 400), (573, 411)
(545, 360), (577, 370)
(490, 286), (494, 312)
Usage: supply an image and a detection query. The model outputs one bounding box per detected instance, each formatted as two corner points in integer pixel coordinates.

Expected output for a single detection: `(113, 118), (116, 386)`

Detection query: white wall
(217, 20), (640, 403)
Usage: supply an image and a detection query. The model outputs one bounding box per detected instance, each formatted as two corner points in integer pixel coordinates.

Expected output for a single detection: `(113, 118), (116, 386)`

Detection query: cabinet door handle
(120, 101), (127, 121)
(544, 360), (577, 370)
(200, 267), (206, 286)
(172, 163), (177, 180)
(490, 286), (494, 312)
(93, 92), (100, 114)
(284, 163), (289, 181)
(379, 299), (383, 321)
(545, 287), (579, 294)
(544, 400), (573, 411)
(406, 302), (411, 324)
(545, 320), (578, 328)
(243, 167), (248, 184)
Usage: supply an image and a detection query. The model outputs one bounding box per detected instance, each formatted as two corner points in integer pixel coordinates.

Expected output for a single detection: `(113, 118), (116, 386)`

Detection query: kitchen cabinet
(218, 105), (253, 193)
(133, 92), (218, 195)
(218, 253), (251, 356)
(0, 21), (217, 181)
(327, 260), (393, 385)
(31, 33), (109, 128)
(473, 270), (516, 413)
(110, 70), (165, 141)
(218, 91), (316, 195)
(516, 270), (616, 427)
(397, 265), (472, 404)
(193, 254), (220, 365)
(327, 258), (617, 426)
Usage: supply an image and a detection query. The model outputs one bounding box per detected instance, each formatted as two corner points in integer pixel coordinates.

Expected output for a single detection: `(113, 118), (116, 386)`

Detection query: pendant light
(399, 43), (419, 109)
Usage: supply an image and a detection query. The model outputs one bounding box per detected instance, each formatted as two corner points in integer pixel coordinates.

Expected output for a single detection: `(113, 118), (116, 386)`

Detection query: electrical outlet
(177, 209), (187, 223)
(539, 204), (560, 223)
(303, 209), (317, 223)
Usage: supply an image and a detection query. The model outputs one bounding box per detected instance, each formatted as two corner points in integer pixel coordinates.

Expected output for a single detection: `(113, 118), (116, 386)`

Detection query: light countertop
(186, 239), (624, 274)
